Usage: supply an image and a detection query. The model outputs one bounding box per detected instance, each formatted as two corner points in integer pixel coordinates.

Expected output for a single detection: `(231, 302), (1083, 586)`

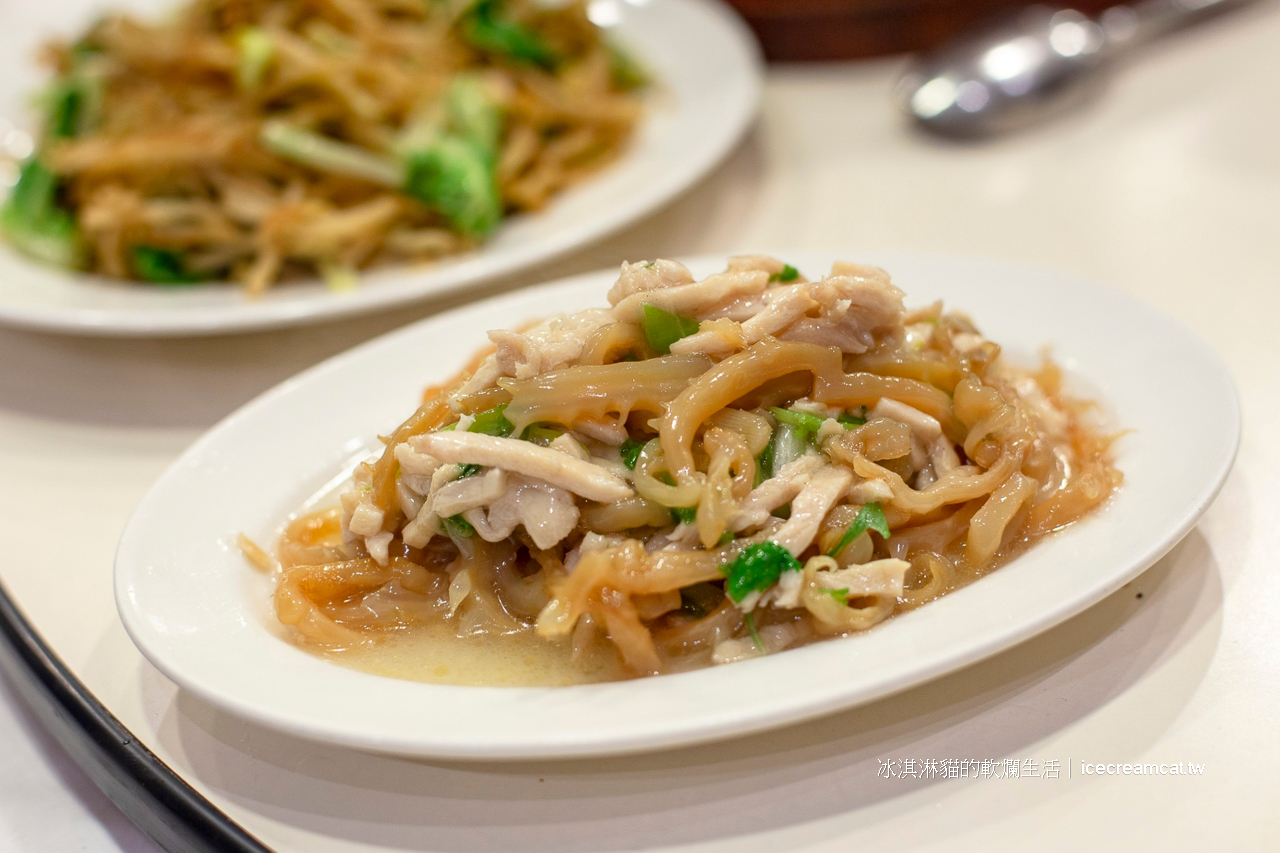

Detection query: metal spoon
(896, 0), (1251, 136)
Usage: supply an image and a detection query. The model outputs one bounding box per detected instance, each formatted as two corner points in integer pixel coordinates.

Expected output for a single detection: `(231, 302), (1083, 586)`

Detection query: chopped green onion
(0, 159), (82, 268)
(131, 246), (211, 284)
(717, 530), (735, 547)
(755, 438), (775, 486)
(743, 612), (765, 653)
(457, 463), (482, 478)
(828, 502), (891, 557)
(769, 264), (799, 283)
(820, 587), (850, 606)
(838, 412), (867, 428)
(235, 27), (274, 90)
(640, 303), (699, 354)
(443, 514), (475, 538)
(521, 424), (562, 446)
(719, 541), (800, 604)
(670, 506), (697, 525)
(769, 423), (807, 473)
(462, 0), (560, 70)
(260, 121), (403, 186)
(467, 403), (514, 437)
(655, 470), (697, 523)
(769, 406), (824, 434)
(619, 437), (645, 470)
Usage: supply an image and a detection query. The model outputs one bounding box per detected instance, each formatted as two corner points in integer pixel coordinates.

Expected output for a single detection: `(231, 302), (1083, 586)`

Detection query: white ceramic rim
(0, 0), (762, 336)
(115, 251), (1242, 759)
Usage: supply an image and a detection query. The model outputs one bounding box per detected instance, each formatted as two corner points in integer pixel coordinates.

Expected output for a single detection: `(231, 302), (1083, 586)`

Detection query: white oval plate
(116, 252), (1240, 759)
(0, 0), (760, 336)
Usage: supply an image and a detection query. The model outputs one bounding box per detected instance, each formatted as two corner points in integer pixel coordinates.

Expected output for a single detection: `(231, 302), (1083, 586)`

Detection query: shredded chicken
(413, 431), (633, 503)
(814, 558), (912, 598)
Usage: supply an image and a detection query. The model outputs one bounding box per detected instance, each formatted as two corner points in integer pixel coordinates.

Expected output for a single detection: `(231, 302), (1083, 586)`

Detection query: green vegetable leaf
(404, 135), (501, 237)
(743, 611), (765, 653)
(769, 264), (799, 283)
(837, 412), (867, 428)
(828, 502), (891, 557)
(640, 303), (699, 354)
(131, 246), (212, 284)
(467, 403), (514, 437)
(457, 463), (482, 478)
(769, 406), (824, 434)
(462, 1), (560, 70)
(0, 159), (82, 268)
(444, 514), (475, 538)
(719, 541), (801, 604)
(619, 437), (645, 470)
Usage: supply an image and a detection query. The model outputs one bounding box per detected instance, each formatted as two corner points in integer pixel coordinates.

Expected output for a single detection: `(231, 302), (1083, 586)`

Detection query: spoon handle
(1104, 0), (1252, 48)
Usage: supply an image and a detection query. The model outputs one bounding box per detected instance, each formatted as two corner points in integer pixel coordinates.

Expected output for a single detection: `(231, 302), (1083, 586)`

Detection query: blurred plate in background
(0, 0), (762, 336)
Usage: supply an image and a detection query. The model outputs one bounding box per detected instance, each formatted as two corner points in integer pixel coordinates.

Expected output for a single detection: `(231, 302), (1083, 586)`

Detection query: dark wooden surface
(725, 0), (1122, 60)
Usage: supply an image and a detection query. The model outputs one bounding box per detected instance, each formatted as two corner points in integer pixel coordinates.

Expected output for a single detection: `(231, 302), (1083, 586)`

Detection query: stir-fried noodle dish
(251, 257), (1121, 681)
(1, 0), (645, 292)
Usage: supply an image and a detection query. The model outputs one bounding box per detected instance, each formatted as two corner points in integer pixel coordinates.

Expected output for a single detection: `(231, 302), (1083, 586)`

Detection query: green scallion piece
(641, 303), (699, 354)
(619, 437), (645, 470)
(828, 502), (891, 558)
(769, 264), (799, 283)
(467, 403), (514, 437)
(743, 611), (765, 653)
(820, 587), (851, 606)
(769, 406), (824, 434)
(670, 505), (697, 525)
(444, 514), (475, 538)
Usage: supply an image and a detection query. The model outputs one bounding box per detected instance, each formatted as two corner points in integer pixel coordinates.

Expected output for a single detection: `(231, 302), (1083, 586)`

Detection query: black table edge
(0, 578), (270, 853)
